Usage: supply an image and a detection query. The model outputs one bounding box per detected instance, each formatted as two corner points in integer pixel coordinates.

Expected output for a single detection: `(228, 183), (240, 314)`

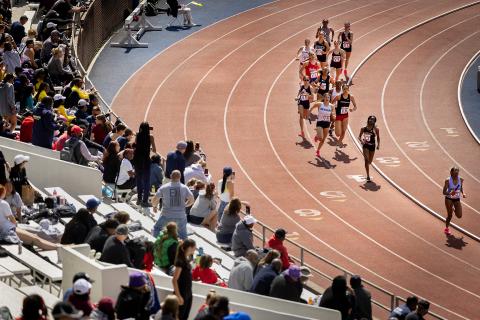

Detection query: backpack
(54, 204), (76, 218)
(60, 139), (81, 163)
(126, 237), (147, 269)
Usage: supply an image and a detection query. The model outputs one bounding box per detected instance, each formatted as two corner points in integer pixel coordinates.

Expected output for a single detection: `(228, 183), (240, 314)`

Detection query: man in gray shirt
(152, 170), (194, 239)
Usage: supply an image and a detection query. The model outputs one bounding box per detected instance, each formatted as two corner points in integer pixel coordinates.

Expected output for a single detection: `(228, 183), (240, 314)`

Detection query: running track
(110, 1), (480, 318)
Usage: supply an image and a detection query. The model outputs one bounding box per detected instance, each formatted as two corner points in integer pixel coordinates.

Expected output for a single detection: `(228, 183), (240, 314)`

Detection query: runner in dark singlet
(358, 116), (380, 182)
(296, 77), (313, 138)
(329, 41), (346, 82)
(313, 32), (330, 68)
(316, 67), (334, 100)
(338, 22), (353, 82)
(442, 167), (466, 235)
(333, 84), (357, 147)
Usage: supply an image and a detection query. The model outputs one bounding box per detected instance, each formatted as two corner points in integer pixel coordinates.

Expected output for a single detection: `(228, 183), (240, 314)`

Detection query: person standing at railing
(319, 275), (355, 320)
(165, 141), (187, 184)
(389, 296), (418, 320)
(349, 275), (372, 320)
(267, 228), (291, 270)
(217, 166), (234, 222)
(405, 300), (430, 320)
(133, 121), (156, 207)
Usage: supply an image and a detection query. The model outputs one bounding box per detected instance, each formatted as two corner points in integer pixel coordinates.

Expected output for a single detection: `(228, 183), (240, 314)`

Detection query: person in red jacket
(19, 112), (34, 143)
(267, 229), (291, 270)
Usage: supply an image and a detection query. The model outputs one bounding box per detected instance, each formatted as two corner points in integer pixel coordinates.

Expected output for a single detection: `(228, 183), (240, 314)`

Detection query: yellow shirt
(55, 104), (75, 124)
(71, 85), (89, 100)
(36, 90), (47, 102)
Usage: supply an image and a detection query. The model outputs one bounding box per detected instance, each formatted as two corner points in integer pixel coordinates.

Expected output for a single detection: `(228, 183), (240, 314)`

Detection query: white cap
(53, 94), (66, 101)
(46, 22), (57, 29)
(14, 154), (30, 165)
(73, 278), (92, 295)
(244, 215), (257, 225)
(78, 99), (88, 107)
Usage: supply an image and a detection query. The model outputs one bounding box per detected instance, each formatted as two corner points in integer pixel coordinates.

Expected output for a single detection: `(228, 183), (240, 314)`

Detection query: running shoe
(444, 227), (451, 235)
(316, 150), (320, 157)
(329, 128), (333, 137)
(298, 132), (305, 138)
(366, 176), (371, 182)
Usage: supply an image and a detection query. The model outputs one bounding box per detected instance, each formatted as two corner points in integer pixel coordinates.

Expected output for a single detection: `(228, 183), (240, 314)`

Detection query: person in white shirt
(116, 149), (135, 189)
(184, 160), (211, 184)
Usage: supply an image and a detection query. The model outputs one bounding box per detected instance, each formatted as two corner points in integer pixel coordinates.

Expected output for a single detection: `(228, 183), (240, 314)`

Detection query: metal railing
(69, 4), (447, 319)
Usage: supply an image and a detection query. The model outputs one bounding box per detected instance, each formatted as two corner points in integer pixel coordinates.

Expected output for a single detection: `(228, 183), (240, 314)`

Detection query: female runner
(328, 41), (346, 82)
(309, 93), (335, 157)
(296, 39), (313, 81)
(338, 22), (353, 82)
(442, 167), (466, 235)
(333, 84), (357, 147)
(296, 77), (313, 138)
(358, 116), (380, 182)
(313, 32), (330, 68)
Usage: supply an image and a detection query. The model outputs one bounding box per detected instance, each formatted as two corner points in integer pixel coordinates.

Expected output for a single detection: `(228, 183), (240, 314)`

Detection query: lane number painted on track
(286, 231), (300, 241)
(294, 209), (323, 221)
(440, 127), (459, 137)
(346, 175), (366, 183)
(376, 156), (401, 167)
(405, 141), (430, 151)
(320, 191), (347, 202)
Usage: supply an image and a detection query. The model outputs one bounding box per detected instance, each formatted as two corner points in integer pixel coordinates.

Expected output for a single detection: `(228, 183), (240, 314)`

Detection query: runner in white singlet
(442, 167), (466, 235)
(309, 94), (335, 157)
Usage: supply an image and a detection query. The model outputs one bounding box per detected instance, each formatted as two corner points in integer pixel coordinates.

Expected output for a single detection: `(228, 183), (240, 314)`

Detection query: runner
(313, 32), (330, 68)
(329, 80), (343, 137)
(316, 19), (335, 44)
(301, 53), (321, 84)
(328, 41), (346, 82)
(333, 84), (357, 147)
(309, 93), (335, 157)
(443, 167), (466, 235)
(316, 67), (335, 100)
(296, 39), (313, 82)
(358, 115), (380, 182)
(338, 22), (353, 82)
(296, 77), (313, 138)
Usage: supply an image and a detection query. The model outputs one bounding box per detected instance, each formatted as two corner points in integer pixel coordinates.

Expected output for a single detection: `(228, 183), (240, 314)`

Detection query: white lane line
(347, 1), (480, 242)
(457, 49), (480, 145)
(218, 3), (480, 320)
(109, 0), (282, 107)
(380, 15), (480, 217)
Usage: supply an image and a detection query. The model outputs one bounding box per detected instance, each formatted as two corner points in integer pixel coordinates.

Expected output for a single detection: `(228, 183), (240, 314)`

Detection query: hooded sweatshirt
(267, 235), (290, 270)
(231, 221), (254, 257)
(228, 256), (254, 291)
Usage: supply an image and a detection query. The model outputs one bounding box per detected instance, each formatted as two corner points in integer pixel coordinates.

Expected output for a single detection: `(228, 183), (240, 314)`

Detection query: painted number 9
(294, 209), (321, 217)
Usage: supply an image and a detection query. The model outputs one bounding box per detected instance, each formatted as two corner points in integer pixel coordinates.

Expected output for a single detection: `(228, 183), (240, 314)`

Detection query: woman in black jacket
(9, 155), (29, 198)
(133, 122), (156, 207)
(60, 208), (97, 245)
(102, 141), (121, 184)
(115, 272), (151, 320)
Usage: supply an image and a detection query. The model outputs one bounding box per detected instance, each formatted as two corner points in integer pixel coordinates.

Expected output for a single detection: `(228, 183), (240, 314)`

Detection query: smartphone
(195, 143), (200, 150)
(204, 168), (209, 176)
(246, 206), (251, 214)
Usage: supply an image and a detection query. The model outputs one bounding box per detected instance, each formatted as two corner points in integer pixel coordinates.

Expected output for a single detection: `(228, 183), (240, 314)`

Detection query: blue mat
(89, 0), (274, 104)
(460, 55), (480, 142)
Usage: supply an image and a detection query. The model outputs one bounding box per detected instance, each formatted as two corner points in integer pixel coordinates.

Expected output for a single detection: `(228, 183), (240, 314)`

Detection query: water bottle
(18, 240), (23, 255)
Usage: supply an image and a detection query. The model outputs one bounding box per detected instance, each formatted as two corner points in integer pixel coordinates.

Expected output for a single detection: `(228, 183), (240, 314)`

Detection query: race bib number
(333, 56), (341, 62)
(341, 106), (349, 114)
(300, 94), (308, 101)
(320, 82), (327, 90)
(320, 113), (330, 121)
(364, 134), (371, 142)
(316, 48), (323, 55)
(310, 70), (318, 78)
(342, 41), (350, 48)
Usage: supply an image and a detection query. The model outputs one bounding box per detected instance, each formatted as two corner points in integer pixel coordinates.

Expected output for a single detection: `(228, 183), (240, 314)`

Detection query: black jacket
(115, 286), (151, 320)
(250, 265), (279, 296)
(60, 214), (97, 245)
(85, 224), (110, 253)
(100, 236), (133, 267)
(9, 165), (28, 197)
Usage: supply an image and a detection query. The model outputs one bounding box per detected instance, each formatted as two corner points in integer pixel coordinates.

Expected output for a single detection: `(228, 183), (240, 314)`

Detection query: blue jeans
(217, 200), (229, 222)
(153, 214), (188, 240)
(135, 164), (151, 204)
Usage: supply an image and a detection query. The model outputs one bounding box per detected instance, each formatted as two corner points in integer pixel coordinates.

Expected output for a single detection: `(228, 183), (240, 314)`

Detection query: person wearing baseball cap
(99, 224), (133, 267)
(53, 93), (75, 125)
(269, 265), (303, 302)
(164, 140), (187, 184)
(267, 228), (291, 270)
(74, 99), (89, 126)
(231, 215), (256, 258)
(62, 271), (95, 302)
(10, 154), (30, 197)
(68, 278), (94, 317)
(64, 125), (102, 165)
(85, 197), (101, 213)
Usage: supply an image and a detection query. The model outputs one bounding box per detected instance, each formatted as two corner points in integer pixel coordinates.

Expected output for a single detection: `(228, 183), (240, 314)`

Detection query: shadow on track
(445, 234), (468, 250)
(308, 157), (337, 169)
(360, 181), (381, 192)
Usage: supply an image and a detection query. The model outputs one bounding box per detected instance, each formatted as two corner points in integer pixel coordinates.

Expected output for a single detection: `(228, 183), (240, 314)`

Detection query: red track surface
(111, 1), (480, 318)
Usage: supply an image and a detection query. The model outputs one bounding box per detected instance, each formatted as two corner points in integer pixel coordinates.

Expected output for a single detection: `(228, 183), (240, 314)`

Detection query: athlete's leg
(445, 198), (454, 228)
(336, 68), (343, 82)
(345, 52), (351, 69)
(338, 117), (349, 145)
(298, 105), (304, 135)
(453, 201), (463, 219)
(334, 120), (342, 138)
(363, 148), (371, 178)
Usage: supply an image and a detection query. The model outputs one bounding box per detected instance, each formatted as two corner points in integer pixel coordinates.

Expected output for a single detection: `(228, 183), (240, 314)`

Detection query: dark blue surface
(89, 0), (274, 104)
(460, 55), (480, 142)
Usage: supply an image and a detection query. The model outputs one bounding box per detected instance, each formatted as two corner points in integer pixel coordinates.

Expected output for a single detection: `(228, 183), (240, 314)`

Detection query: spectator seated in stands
(17, 294), (48, 320)
(0, 184), (59, 250)
(154, 221), (179, 271)
(63, 272), (94, 302)
(117, 127), (134, 150)
(231, 215), (256, 257)
(215, 197), (241, 245)
(270, 265), (303, 303)
(3, 42), (21, 73)
(116, 148), (135, 190)
(389, 296), (418, 320)
(68, 278), (94, 317)
(53, 94), (75, 125)
(192, 254), (225, 286)
(86, 105), (101, 125)
(267, 228), (291, 270)
(40, 30), (61, 64)
(102, 123), (125, 148)
(102, 141), (121, 184)
(153, 294), (179, 320)
(10, 15), (28, 45)
(47, 47), (74, 85)
(194, 295), (230, 320)
(0, 73), (16, 130)
(9, 154), (29, 199)
(64, 125), (102, 166)
(228, 249), (258, 292)
(60, 207), (97, 245)
(152, 170), (195, 240)
(4, 180), (23, 221)
(20, 111), (34, 143)
(250, 258), (282, 296)
(189, 182), (217, 231)
(99, 224), (132, 267)
(184, 140), (202, 166)
(350, 275), (372, 320)
(115, 271), (151, 320)
(85, 218), (119, 253)
(184, 160), (210, 184)
(34, 82), (50, 103)
(52, 301), (83, 320)
(73, 99), (89, 127)
(255, 249), (280, 274)
(23, 39), (38, 69)
(405, 300), (430, 320)
(150, 153), (164, 191)
(54, 124), (72, 151)
(91, 114), (112, 145)
(193, 289), (217, 319)
(70, 77), (91, 101)
(165, 140), (187, 184)
(90, 296), (115, 320)
(32, 96), (59, 149)
(319, 275), (355, 320)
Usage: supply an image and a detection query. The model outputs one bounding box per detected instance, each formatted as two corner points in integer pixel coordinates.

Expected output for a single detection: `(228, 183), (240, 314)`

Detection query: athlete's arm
(296, 47), (302, 59)
(375, 127), (380, 150)
(461, 178), (466, 198)
(358, 127), (364, 141)
(442, 179), (450, 196)
(324, 41), (330, 54)
(349, 32), (354, 45)
(330, 28), (335, 40)
(337, 32), (341, 42)
(330, 104), (336, 121)
(309, 102), (319, 113)
(350, 94), (357, 111)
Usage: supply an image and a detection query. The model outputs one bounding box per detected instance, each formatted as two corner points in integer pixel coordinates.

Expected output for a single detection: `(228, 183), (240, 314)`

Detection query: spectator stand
(0, 280), (26, 317)
(0, 256), (30, 286)
(110, 0), (162, 48)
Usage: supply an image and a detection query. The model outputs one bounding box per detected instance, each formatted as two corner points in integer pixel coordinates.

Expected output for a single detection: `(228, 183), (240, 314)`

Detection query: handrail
(69, 5), (447, 319)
